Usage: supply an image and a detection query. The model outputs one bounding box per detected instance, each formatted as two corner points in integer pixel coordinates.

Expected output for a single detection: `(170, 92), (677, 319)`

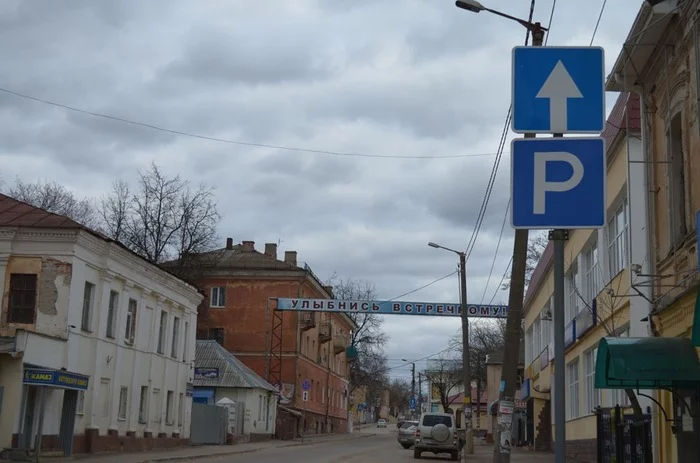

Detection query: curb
(142, 433), (377, 463)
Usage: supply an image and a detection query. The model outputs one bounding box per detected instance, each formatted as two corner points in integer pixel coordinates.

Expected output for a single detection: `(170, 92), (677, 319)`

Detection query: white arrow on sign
(536, 60), (583, 133)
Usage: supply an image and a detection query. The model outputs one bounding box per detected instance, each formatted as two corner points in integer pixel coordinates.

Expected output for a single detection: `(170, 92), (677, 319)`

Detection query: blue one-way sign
(511, 47), (605, 134)
(511, 137), (606, 229)
(410, 397), (416, 410)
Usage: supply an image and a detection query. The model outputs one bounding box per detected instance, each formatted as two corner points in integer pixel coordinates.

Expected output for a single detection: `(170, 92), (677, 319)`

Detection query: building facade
(185, 239), (356, 434)
(522, 91), (650, 461)
(606, 2), (700, 462)
(0, 194), (202, 457)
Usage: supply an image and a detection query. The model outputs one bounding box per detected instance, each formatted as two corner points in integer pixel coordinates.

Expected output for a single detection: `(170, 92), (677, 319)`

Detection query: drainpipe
(616, 66), (659, 462)
(325, 313), (332, 433)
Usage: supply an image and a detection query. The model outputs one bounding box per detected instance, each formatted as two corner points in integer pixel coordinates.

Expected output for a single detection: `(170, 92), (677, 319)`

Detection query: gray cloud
(0, 0), (635, 374)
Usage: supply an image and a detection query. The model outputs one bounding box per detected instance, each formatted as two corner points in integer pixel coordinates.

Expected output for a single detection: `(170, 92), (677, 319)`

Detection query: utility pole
(418, 372), (423, 414)
(411, 362), (416, 417)
(494, 24), (544, 463)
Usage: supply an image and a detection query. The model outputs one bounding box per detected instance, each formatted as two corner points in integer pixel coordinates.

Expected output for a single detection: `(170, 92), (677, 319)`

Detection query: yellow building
(522, 90), (642, 459)
(604, 2), (700, 462)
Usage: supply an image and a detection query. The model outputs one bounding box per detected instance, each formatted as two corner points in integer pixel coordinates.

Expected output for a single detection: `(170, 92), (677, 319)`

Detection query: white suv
(413, 412), (460, 460)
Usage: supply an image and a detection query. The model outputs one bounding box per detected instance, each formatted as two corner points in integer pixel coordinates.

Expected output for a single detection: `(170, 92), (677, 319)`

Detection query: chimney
(264, 243), (277, 259)
(242, 241), (255, 252)
(284, 251), (297, 266)
(225, 237), (233, 250)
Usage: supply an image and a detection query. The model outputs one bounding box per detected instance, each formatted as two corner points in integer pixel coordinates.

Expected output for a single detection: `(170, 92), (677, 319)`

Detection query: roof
(0, 194), (203, 297)
(594, 337), (700, 390)
(194, 340), (277, 392)
(190, 245), (300, 271)
(485, 341), (525, 366)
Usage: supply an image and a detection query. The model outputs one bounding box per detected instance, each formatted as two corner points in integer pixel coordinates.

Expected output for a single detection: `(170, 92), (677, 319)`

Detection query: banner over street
(276, 298), (508, 318)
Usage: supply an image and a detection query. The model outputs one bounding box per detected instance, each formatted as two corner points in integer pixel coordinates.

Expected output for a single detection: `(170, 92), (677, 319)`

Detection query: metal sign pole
(550, 228), (568, 463)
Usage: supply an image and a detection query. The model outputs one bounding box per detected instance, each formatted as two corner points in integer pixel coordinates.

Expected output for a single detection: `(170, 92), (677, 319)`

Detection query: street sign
(302, 390), (309, 402)
(410, 397), (416, 410)
(511, 137), (606, 229)
(512, 46), (605, 134)
(301, 379), (311, 391)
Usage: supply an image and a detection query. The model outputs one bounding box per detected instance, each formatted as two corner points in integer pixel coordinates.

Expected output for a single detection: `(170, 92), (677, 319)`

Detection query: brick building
(182, 239), (356, 436)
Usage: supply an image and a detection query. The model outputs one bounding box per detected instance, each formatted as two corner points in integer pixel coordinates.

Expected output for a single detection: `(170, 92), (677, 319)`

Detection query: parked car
(397, 420), (419, 449)
(413, 412), (460, 460)
(377, 419), (387, 428)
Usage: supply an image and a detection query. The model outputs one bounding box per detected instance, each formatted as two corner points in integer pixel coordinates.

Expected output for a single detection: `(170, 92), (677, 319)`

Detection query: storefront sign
(194, 367), (219, 380)
(23, 368), (89, 391)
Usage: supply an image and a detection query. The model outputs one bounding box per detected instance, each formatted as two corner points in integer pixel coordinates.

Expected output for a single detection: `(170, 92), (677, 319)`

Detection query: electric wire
(488, 256), (513, 305)
(0, 86), (502, 161)
(479, 199), (511, 304)
(589, 0), (608, 46)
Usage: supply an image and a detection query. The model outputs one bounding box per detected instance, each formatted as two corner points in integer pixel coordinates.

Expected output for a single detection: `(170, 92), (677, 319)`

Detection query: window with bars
(7, 274), (37, 324)
(607, 200), (629, 277)
(125, 299), (138, 344)
(106, 291), (119, 338)
(81, 282), (95, 332)
(118, 387), (128, 420)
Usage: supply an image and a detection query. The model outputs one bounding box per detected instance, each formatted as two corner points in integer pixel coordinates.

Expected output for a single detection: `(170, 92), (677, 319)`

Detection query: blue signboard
(194, 367), (219, 380)
(301, 379), (311, 391)
(276, 298), (508, 318)
(511, 137), (606, 229)
(410, 397), (416, 410)
(512, 46), (605, 134)
(23, 368), (89, 391)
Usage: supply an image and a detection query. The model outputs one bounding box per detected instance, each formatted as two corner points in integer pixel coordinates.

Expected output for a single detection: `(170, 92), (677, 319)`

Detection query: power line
(463, 0), (537, 260)
(0, 86), (503, 161)
(479, 199), (511, 304)
(589, 0), (607, 46)
(386, 270), (458, 301)
(489, 256), (513, 305)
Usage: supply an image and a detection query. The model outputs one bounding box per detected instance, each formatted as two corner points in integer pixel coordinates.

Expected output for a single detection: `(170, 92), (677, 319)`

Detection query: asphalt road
(197, 427), (460, 463)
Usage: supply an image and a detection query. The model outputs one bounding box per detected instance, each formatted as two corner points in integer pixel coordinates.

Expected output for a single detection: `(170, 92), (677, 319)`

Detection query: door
(675, 387), (700, 463)
(22, 387), (37, 449)
(526, 399), (534, 446)
(58, 390), (78, 456)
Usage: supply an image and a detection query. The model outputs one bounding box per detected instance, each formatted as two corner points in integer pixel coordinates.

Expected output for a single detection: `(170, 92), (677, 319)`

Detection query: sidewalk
(470, 440), (555, 462)
(1, 431), (377, 463)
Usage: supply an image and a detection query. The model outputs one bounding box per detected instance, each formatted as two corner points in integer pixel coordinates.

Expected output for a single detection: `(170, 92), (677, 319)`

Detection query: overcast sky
(0, 0), (639, 383)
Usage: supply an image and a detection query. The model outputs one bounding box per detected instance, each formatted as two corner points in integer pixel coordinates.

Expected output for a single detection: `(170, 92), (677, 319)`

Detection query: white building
(0, 194), (203, 457)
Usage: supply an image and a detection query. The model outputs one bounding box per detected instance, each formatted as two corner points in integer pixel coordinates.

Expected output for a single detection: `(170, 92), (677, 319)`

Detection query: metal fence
(190, 403), (229, 445)
(596, 406), (652, 463)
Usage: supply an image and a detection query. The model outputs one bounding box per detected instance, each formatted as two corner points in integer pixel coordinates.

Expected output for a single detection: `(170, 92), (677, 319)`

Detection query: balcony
(564, 300), (598, 349)
(333, 333), (349, 355)
(318, 322), (331, 344)
(300, 312), (316, 331)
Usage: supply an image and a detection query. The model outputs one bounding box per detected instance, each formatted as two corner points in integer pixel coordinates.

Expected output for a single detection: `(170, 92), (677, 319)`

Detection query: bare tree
(568, 254), (644, 421)
(449, 320), (506, 427)
(501, 231), (548, 291)
(423, 358), (463, 413)
(98, 162), (221, 265)
(326, 275), (389, 395)
(387, 378), (412, 417)
(6, 178), (99, 228)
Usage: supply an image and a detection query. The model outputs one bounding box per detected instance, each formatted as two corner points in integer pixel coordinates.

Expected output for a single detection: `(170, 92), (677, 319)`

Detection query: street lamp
(455, 0), (548, 33)
(453, 3), (551, 463)
(427, 241), (471, 454)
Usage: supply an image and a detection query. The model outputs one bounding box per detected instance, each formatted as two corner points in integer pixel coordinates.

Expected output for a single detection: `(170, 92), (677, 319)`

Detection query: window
(209, 327), (224, 346)
(258, 394), (264, 421)
(178, 392), (184, 426)
(182, 322), (189, 361)
(138, 386), (149, 423)
(210, 286), (226, 308)
(106, 291), (119, 338)
(166, 390), (174, 425)
(567, 358), (580, 419)
(81, 282), (95, 332)
(152, 389), (161, 424)
(584, 349), (599, 413)
(583, 243), (601, 303)
(7, 274), (37, 324)
(171, 317), (180, 358)
(118, 387), (128, 420)
(157, 311), (168, 354)
(566, 264), (581, 322)
(100, 378), (111, 417)
(667, 112), (687, 246)
(76, 390), (85, 415)
(607, 200), (629, 277)
(125, 299), (138, 344)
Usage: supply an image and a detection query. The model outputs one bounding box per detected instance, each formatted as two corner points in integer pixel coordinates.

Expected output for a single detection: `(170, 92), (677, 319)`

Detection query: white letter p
(533, 151), (584, 215)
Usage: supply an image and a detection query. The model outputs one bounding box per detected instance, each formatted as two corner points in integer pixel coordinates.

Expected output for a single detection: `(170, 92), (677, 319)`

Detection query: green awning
(594, 337), (700, 389)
